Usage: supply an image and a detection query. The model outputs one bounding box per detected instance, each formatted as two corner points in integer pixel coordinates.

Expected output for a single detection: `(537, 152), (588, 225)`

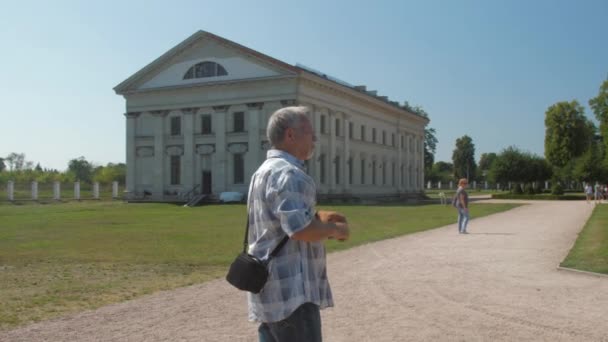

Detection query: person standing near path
(246, 106), (350, 342)
(585, 182), (593, 203)
(594, 182), (602, 204)
(455, 178), (470, 234)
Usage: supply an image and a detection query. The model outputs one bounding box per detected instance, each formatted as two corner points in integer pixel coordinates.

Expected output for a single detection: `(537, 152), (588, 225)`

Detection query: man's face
(292, 117), (316, 160)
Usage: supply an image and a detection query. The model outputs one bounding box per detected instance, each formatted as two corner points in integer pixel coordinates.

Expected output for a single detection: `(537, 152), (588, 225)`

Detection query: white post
(31, 181), (38, 200)
(53, 181), (61, 200)
(8, 180), (14, 201)
(473, 180), (477, 189)
(438, 181), (442, 189)
(112, 181), (118, 199)
(449, 181), (453, 189)
(74, 181), (81, 200)
(497, 183), (500, 190)
(93, 182), (100, 199)
(485, 181), (488, 190)
(427, 181), (431, 189)
(508, 182), (512, 190)
(545, 181), (549, 190)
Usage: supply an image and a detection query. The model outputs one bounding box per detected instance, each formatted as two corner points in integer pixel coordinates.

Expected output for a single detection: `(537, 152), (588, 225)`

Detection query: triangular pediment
(114, 31), (298, 94)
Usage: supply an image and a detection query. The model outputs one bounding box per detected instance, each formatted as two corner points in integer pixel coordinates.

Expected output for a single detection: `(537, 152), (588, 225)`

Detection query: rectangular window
(382, 162), (386, 185)
(233, 112), (245, 132)
(392, 163), (396, 186)
(349, 122), (354, 139)
(320, 155), (326, 184)
(348, 158), (353, 185)
(392, 134), (395, 147)
(372, 128), (376, 143)
(234, 154), (244, 184)
(401, 135), (404, 149)
(361, 159), (366, 184)
(170, 117), (181, 136)
(170, 155), (180, 185)
(335, 118), (340, 136)
(335, 156), (340, 185)
(360, 125), (365, 141)
(320, 115), (326, 134)
(372, 161), (376, 185)
(382, 131), (386, 145)
(201, 115), (212, 134)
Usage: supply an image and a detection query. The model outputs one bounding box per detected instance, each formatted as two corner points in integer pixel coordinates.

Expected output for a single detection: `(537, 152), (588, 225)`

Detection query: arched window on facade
(183, 61), (228, 79)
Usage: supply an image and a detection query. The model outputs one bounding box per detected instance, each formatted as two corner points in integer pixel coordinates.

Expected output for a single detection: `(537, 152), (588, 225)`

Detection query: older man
(246, 106), (350, 342)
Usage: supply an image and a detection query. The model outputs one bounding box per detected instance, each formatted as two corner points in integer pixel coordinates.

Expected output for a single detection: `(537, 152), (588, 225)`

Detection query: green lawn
(561, 204), (608, 274)
(0, 201), (519, 330)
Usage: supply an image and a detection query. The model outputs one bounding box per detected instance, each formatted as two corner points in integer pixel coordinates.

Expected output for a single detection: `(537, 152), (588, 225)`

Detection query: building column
(213, 105), (229, 194)
(404, 133), (410, 191)
(181, 108), (197, 192)
(125, 112), (139, 194)
(247, 102), (263, 180)
(343, 114), (350, 192)
(397, 132), (403, 192)
(310, 106), (320, 183)
(418, 136), (424, 191)
(328, 110), (336, 193)
(151, 110), (169, 199)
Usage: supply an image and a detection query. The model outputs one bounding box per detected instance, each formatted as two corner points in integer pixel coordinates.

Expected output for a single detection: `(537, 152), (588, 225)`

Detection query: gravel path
(2, 200), (607, 342)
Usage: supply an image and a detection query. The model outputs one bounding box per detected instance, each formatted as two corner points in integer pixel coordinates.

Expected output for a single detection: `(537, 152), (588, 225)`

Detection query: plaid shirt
(246, 149), (333, 323)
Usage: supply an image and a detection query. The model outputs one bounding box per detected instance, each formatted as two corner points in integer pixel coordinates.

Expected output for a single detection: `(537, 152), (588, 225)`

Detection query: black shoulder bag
(226, 215), (289, 294)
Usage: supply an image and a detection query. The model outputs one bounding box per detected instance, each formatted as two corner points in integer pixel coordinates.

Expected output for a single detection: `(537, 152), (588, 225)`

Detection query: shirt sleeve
(268, 170), (315, 237)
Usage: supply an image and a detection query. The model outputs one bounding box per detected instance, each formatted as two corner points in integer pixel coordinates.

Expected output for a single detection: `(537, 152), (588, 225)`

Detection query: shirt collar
(267, 149), (305, 169)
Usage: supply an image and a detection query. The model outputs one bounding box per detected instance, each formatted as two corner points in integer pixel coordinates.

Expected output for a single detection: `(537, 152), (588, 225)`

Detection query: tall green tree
(0, 158), (5, 172)
(544, 100), (595, 168)
(589, 76), (608, 158)
(68, 156), (94, 183)
(452, 135), (477, 180)
(424, 127), (438, 171)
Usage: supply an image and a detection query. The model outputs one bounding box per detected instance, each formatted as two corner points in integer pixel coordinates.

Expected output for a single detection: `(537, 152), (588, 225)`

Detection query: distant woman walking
(454, 178), (470, 234)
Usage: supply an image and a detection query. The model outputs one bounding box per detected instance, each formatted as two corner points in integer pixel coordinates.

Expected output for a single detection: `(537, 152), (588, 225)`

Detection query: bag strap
(242, 215), (289, 257)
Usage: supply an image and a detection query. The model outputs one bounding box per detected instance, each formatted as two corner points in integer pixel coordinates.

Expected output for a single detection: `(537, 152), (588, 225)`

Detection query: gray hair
(267, 106), (310, 147)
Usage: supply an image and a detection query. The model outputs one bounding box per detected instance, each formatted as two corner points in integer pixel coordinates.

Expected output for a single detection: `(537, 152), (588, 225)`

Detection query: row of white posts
(5, 181), (121, 201)
(427, 181), (551, 190)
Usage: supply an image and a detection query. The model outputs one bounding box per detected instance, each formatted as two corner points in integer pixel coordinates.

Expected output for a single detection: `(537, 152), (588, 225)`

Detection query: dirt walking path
(2, 200), (607, 341)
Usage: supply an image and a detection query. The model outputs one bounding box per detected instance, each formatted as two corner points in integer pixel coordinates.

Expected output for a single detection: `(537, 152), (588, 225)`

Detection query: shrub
(524, 183), (535, 195)
(512, 183), (523, 194)
(551, 183), (565, 195)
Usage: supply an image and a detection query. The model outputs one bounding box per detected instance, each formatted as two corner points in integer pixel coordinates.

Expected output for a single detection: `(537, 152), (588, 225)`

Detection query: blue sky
(1, 0), (606, 171)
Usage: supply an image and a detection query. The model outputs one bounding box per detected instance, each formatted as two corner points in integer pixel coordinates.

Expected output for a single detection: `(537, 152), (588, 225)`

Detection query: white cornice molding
(120, 75), (296, 96)
(298, 75), (429, 125)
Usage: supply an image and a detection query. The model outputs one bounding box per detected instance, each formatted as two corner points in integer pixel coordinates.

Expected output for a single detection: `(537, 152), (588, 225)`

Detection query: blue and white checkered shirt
(246, 149), (333, 323)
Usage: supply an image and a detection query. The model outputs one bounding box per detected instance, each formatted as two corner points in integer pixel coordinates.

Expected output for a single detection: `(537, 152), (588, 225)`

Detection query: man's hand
(317, 210), (346, 223)
(332, 221), (350, 241)
(317, 210), (349, 241)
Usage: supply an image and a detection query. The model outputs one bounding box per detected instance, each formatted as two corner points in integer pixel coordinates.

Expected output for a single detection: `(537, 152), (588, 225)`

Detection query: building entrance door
(202, 171), (212, 194)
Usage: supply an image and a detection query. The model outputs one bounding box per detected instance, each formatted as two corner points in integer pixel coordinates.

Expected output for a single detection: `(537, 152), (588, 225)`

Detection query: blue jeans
(258, 303), (322, 342)
(458, 208), (469, 233)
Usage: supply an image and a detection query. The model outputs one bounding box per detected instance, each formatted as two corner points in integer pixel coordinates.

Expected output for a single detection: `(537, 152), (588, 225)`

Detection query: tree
(544, 101), (595, 168)
(34, 163), (43, 172)
(5, 152), (26, 171)
(478, 153), (497, 171)
(572, 141), (606, 183)
(489, 146), (552, 187)
(589, 76), (608, 159)
(0, 158), (5, 172)
(488, 146), (528, 185)
(452, 135), (477, 180)
(68, 156), (94, 183)
(424, 127), (438, 171)
(93, 163), (126, 184)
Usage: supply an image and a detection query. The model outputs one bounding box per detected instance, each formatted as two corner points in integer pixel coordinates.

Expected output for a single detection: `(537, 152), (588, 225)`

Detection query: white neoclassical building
(114, 31), (429, 202)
